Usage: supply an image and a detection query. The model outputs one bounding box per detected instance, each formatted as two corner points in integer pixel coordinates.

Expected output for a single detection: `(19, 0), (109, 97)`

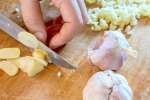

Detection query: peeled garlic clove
(85, 0), (97, 4)
(17, 56), (44, 77)
(32, 48), (47, 60)
(0, 48), (20, 59)
(18, 31), (39, 49)
(0, 61), (19, 76)
(33, 57), (48, 66)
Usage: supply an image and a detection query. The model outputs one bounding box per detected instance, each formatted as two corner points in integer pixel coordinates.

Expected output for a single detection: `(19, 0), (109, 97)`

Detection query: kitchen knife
(0, 13), (76, 69)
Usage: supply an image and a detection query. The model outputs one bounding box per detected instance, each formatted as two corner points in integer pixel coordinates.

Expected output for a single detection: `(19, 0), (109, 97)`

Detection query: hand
(48, 0), (88, 49)
(19, 0), (48, 43)
(19, 0), (88, 49)
(35, 32), (47, 43)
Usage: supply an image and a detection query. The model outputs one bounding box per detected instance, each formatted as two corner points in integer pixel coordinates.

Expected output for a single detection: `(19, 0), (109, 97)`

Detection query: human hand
(19, 0), (88, 49)
(48, 0), (88, 49)
(19, 0), (47, 43)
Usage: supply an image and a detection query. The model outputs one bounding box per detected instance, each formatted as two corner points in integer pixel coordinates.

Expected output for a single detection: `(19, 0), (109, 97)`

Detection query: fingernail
(35, 32), (45, 43)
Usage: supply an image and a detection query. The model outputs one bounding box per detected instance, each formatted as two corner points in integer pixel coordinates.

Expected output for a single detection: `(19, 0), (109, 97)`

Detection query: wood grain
(0, 21), (150, 100)
(0, 1), (150, 100)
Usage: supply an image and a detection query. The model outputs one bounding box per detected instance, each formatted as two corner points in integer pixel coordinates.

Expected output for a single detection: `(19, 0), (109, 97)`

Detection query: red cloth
(46, 16), (65, 52)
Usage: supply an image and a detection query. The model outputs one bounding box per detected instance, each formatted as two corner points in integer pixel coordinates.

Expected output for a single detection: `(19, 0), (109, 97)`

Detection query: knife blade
(0, 13), (76, 69)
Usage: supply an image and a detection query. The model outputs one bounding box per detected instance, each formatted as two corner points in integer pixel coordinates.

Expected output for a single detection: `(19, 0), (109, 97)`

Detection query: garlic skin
(83, 70), (133, 100)
(88, 31), (128, 71)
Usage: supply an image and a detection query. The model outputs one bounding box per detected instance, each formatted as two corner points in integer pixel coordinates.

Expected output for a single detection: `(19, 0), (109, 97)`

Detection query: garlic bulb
(88, 31), (129, 71)
(83, 70), (133, 100)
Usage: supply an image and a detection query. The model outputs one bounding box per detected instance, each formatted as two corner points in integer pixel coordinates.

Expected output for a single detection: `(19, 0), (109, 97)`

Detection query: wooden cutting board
(0, 1), (150, 99)
(0, 20), (150, 100)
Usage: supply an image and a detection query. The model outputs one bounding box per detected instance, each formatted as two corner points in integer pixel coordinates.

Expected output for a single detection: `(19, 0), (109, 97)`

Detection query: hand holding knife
(0, 13), (76, 69)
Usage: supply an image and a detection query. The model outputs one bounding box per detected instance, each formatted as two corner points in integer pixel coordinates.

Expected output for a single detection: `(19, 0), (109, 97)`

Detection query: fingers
(72, 0), (84, 24)
(59, 0), (84, 24)
(35, 32), (47, 43)
(52, 0), (88, 24)
(49, 22), (79, 49)
(19, 0), (47, 42)
(49, 0), (84, 49)
(77, 0), (89, 24)
(48, 0), (88, 49)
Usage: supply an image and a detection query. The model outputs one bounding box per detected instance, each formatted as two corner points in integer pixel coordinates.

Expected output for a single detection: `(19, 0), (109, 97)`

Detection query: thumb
(35, 32), (47, 43)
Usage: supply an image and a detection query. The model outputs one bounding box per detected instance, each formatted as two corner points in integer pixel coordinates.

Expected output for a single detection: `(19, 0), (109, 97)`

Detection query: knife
(0, 13), (76, 69)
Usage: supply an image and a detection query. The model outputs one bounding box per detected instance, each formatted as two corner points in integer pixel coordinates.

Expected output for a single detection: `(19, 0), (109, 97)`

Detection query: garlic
(83, 70), (133, 100)
(87, 0), (150, 32)
(57, 71), (62, 77)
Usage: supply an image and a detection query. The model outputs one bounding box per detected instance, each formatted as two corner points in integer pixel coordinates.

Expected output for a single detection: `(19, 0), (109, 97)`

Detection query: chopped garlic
(87, 0), (150, 32)
(57, 71), (62, 77)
